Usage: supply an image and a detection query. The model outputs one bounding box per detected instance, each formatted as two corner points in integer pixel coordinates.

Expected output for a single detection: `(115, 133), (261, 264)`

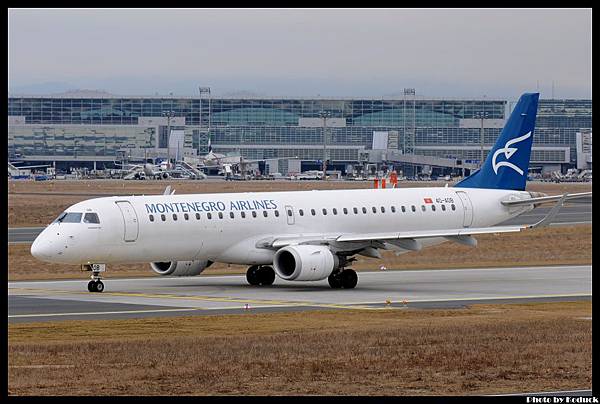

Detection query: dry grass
(8, 179), (591, 227)
(8, 301), (592, 396)
(9, 224), (591, 281)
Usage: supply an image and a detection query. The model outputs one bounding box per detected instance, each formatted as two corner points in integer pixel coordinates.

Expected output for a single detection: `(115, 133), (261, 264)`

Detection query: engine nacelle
(273, 245), (338, 281)
(150, 260), (211, 276)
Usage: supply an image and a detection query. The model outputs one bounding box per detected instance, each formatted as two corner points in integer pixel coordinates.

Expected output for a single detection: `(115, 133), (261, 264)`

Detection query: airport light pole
(319, 110), (332, 180)
(474, 111), (489, 169)
(199, 86), (211, 154)
(162, 110), (175, 164)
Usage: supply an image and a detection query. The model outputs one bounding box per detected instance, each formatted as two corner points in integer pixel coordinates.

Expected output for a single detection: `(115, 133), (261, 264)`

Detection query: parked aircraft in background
(31, 93), (591, 292)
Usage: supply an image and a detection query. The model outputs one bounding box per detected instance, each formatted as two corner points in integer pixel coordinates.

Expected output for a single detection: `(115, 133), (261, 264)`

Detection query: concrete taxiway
(8, 265), (591, 323)
(6, 202), (593, 244)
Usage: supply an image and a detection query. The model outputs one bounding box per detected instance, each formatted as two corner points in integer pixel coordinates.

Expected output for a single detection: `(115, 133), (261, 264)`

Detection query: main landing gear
(328, 268), (358, 289)
(246, 265), (276, 286)
(83, 264), (106, 293)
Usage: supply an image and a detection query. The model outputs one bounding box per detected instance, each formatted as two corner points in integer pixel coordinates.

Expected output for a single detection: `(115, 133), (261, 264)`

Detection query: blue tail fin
(455, 92), (539, 191)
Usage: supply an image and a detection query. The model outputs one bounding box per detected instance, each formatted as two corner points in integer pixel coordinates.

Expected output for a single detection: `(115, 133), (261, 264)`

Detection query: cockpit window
(55, 212), (83, 223)
(83, 213), (100, 224)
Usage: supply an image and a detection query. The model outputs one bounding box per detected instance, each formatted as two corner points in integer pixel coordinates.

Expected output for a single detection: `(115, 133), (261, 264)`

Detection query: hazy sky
(8, 8), (592, 98)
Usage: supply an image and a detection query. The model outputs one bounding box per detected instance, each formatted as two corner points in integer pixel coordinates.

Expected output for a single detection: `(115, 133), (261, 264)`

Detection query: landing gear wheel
(258, 266), (275, 286)
(328, 273), (343, 289)
(246, 265), (260, 286)
(95, 281), (105, 293)
(88, 281), (97, 292)
(341, 269), (358, 289)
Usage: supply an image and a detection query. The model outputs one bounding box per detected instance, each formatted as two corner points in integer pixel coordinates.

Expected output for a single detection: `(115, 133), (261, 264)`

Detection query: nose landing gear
(83, 264), (106, 293)
(87, 280), (104, 292)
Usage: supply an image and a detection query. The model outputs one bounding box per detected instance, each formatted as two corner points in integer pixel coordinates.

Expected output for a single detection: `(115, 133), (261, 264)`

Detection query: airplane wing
(262, 225), (524, 250)
(259, 194), (568, 252)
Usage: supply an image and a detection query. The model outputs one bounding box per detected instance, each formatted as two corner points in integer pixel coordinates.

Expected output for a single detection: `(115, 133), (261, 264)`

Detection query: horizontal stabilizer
(501, 191), (591, 207)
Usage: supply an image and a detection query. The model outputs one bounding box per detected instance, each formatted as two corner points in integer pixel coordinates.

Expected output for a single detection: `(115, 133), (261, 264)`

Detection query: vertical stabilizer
(455, 92), (539, 190)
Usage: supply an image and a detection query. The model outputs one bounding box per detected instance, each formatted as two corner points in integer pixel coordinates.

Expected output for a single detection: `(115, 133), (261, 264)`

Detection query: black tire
(258, 266), (275, 286)
(341, 270), (358, 289)
(328, 273), (343, 289)
(88, 281), (96, 292)
(246, 265), (260, 286)
(95, 281), (104, 292)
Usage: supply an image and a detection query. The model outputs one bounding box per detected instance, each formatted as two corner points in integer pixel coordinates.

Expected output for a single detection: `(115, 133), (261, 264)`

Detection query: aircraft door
(285, 205), (295, 225)
(455, 191), (473, 227)
(115, 201), (139, 242)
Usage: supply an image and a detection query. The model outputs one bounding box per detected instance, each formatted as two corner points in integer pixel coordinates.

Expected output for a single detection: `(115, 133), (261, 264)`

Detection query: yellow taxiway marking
(9, 308), (200, 318)
(10, 288), (590, 313)
(9, 287), (382, 311)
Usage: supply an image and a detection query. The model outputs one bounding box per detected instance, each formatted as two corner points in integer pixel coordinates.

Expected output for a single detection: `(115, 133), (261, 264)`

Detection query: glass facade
(8, 96), (591, 167)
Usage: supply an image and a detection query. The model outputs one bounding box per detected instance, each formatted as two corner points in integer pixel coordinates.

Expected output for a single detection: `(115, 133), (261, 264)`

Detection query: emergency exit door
(285, 205), (295, 225)
(455, 191), (474, 227)
(116, 201), (139, 242)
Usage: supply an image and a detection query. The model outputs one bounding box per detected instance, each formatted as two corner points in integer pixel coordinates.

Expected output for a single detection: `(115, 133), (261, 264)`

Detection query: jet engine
(150, 260), (211, 276)
(273, 245), (339, 281)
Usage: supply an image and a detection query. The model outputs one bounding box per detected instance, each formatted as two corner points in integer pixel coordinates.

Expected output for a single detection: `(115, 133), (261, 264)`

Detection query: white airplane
(31, 93), (591, 292)
(119, 161), (179, 180)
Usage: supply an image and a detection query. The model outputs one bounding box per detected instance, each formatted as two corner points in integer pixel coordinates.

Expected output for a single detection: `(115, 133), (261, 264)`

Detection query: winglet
(163, 186), (172, 195)
(528, 194), (567, 229)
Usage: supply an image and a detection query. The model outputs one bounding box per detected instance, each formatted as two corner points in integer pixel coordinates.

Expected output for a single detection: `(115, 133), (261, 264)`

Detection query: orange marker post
(374, 178), (379, 189)
(381, 179), (386, 189)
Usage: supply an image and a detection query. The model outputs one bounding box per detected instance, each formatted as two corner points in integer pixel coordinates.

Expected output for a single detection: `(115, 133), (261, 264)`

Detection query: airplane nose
(31, 234), (53, 261)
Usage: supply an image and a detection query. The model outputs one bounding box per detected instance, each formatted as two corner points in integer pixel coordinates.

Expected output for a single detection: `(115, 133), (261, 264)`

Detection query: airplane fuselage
(31, 187), (532, 266)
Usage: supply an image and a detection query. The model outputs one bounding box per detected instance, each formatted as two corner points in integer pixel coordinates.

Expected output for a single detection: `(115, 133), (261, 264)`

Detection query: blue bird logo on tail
(491, 131), (531, 176)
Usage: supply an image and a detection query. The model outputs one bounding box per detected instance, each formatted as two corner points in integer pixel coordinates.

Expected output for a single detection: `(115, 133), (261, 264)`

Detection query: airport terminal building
(8, 93), (592, 175)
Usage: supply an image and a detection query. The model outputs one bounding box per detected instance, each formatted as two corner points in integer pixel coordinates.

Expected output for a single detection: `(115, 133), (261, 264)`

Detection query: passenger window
(431, 205), (436, 212)
(391, 206), (396, 213)
(173, 214), (178, 220)
(184, 213), (189, 220)
(322, 208), (327, 215)
(401, 206), (406, 213)
(343, 208), (348, 215)
(149, 214), (154, 222)
(333, 208), (338, 215)
(196, 213), (201, 220)
(353, 207), (358, 214)
(241, 211), (246, 218)
(311, 209), (316, 216)
(207, 213), (212, 219)
(83, 213), (100, 224)
(230, 212), (235, 219)
(161, 214), (166, 221)
(411, 205), (416, 212)
(274, 210), (279, 217)
(299, 209), (304, 216)
(380, 206), (385, 213)
(362, 207), (367, 214)
(252, 211), (257, 218)
(441, 205), (446, 211)
(263, 211), (268, 217)
(421, 205), (426, 212)
(451, 204), (456, 211)
(372, 207), (377, 213)
(218, 212), (223, 219)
